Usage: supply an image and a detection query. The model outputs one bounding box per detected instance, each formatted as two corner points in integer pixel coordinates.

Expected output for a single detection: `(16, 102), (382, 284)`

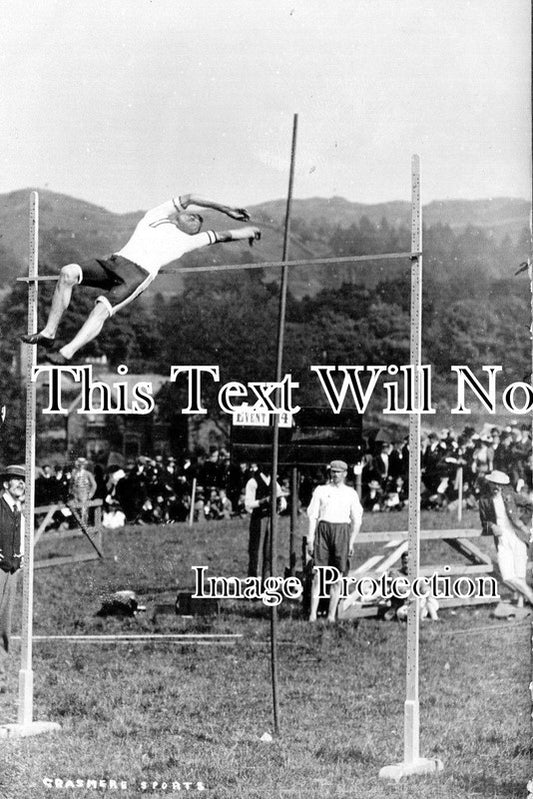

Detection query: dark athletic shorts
(79, 254), (153, 316)
(314, 520), (351, 575)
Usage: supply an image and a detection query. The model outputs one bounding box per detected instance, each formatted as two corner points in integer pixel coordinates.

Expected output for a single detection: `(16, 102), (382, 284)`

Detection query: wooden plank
(33, 498), (104, 563)
(339, 592), (499, 619)
(37, 527), (99, 543)
(419, 563), (493, 576)
(337, 604), (379, 620)
(350, 562), (494, 580)
(444, 537), (493, 566)
(350, 542), (407, 578)
(351, 555), (384, 573)
(34, 508), (56, 545)
(34, 499), (102, 514)
(437, 595), (499, 609)
(357, 528), (485, 544)
(34, 553), (100, 570)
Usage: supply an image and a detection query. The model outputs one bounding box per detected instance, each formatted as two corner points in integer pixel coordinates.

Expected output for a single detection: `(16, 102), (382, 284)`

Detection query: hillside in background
(256, 196), (531, 239)
(0, 188), (530, 459)
(0, 189), (529, 300)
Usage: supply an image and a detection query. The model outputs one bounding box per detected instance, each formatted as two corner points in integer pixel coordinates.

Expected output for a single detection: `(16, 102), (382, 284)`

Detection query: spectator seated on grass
(383, 552), (439, 622)
(102, 502), (126, 530)
(362, 480), (384, 512)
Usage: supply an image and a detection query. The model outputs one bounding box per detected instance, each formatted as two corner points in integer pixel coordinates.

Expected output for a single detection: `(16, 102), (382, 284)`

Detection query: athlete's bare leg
(22, 263), (81, 344)
(58, 302), (111, 360)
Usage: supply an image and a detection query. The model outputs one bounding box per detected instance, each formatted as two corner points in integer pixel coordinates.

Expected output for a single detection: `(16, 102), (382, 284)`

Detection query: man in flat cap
(0, 465), (25, 658)
(479, 469), (533, 605)
(307, 460), (363, 622)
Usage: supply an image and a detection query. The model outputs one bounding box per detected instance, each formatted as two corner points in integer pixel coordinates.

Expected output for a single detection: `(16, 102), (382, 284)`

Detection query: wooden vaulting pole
(269, 113), (298, 736)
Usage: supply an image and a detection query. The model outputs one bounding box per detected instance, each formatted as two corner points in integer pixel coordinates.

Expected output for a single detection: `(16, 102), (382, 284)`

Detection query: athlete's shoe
(20, 333), (55, 349)
(43, 351), (69, 366)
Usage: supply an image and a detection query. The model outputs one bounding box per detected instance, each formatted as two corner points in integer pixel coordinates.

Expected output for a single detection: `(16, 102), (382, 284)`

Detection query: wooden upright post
(18, 191), (39, 726)
(379, 157), (442, 780)
(404, 154), (423, 765)
(0, 192), (60, 738)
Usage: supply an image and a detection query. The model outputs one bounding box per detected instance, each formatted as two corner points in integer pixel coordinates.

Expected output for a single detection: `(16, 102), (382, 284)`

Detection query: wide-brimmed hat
(485, 470), (510, 486)
(3, 465), (25, 480)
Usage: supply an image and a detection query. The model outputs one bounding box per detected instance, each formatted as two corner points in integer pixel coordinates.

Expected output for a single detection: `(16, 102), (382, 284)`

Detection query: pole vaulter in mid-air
(21, 194), (261, 364)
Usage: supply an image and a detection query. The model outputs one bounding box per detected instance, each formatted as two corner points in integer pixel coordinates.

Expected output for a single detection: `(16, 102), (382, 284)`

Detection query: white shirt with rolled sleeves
(116, 197), (217, 277)
(307, 483), (362, 527)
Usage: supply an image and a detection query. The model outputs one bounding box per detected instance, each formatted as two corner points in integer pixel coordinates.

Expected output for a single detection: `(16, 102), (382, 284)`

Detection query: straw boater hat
(485, 470), (510, 486)
(2, 465), (25, 480)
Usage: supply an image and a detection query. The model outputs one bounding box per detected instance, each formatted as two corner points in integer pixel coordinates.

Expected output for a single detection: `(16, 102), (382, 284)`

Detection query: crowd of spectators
(358, 421), (532, 513)
(103, 448), (255, 526)
(33, 420), (532, 530)
(35, 448), (257, 529)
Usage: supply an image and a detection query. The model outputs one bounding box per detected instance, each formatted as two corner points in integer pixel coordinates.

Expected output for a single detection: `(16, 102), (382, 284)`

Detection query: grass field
(0, 509), (530, 798)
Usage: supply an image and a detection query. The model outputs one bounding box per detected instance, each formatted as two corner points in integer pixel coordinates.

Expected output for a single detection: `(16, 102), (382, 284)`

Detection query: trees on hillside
(0, 215), (528, 449)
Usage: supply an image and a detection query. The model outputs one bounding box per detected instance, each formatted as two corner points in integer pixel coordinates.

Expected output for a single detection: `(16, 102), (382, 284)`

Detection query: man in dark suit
(478, 470), (533, 605)
(0, 465), (25, 656)
(244, 464), (286, 581)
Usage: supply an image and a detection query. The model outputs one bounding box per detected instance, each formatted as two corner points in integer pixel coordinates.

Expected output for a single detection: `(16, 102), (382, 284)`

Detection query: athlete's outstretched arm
(212, 226), (261, 245)
(179, 194), (250, 221)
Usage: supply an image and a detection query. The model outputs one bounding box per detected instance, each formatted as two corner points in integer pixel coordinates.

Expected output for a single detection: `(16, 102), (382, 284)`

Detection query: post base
(379, 757), (443, 782)
(0, 720), (61, 739)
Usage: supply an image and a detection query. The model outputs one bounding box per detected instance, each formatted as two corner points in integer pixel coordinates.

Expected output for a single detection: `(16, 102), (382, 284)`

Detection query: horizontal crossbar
(17, 250), (421, 281)
(176, 251), (419, 274)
